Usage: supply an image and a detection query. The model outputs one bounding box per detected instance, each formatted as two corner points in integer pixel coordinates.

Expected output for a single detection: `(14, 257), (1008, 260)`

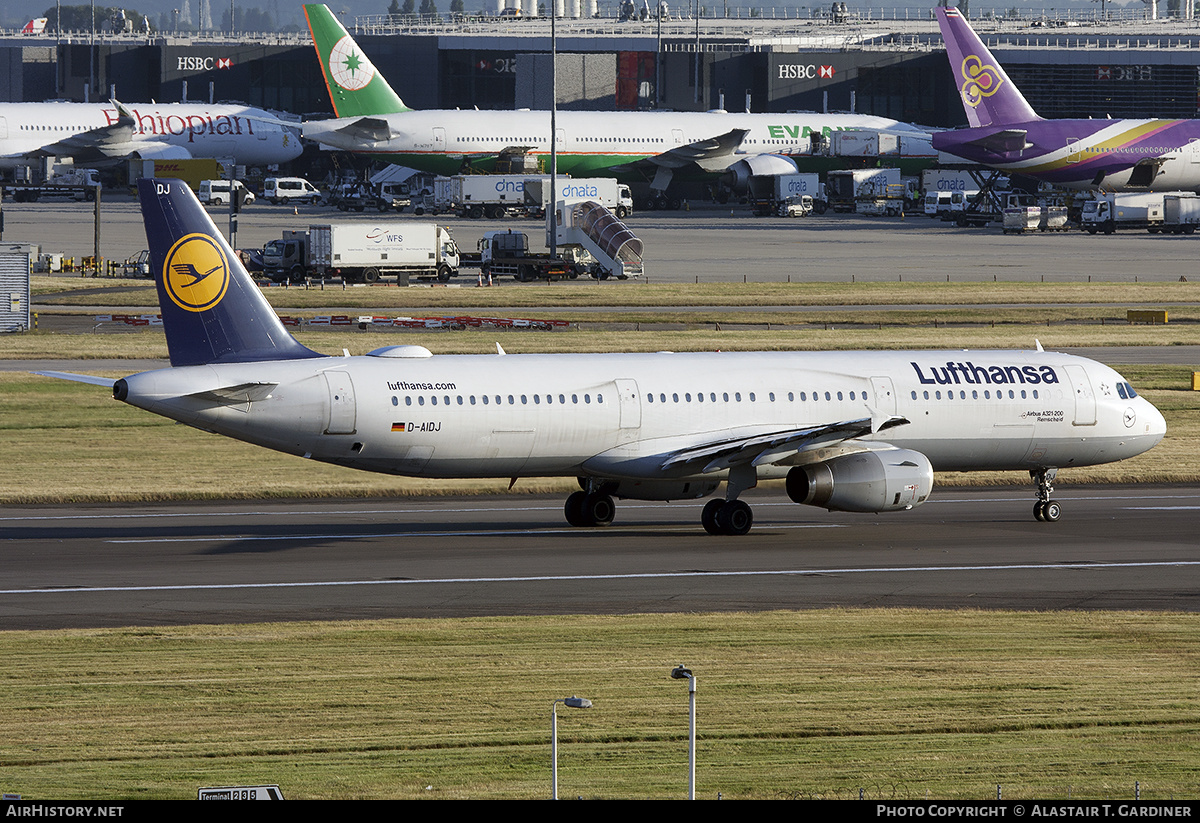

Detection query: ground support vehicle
(826, 168), (900, 213)
(746, 173), (821, 217)
(551, 198), (644, 280)
(1162, 194), (1200, 234)
(263, 223), (460, 284)
(1080, 193), (1167, 235)
(478, 230), (574, 282)
(4, 167), (101, 202)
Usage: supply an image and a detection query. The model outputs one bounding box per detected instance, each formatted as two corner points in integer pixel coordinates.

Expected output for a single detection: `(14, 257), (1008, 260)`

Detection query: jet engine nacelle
(721, 154), (800, 195)
(131, 143), (194, 160)
(786, 449), (933, 513)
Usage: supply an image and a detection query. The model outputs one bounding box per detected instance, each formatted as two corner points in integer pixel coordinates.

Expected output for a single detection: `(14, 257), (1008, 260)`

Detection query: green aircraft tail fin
(304, 4), (409, 117)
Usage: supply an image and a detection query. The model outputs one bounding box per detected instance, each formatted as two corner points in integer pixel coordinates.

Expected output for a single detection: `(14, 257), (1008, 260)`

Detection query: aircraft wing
(33, 107), (137, 160)
(613, 128), (750, 174)
(659, 414), (910, 474)
(32, 371), (115, 387)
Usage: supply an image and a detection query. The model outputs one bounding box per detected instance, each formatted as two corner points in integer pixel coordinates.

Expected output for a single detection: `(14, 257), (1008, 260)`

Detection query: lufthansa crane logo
(328, 35), (376, 91)
(960, 54), (1004, 108)
(162, 233), (230, 313)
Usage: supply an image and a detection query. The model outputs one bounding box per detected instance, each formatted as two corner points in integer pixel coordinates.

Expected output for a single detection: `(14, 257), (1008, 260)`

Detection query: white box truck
(262, 222), (460, 284)
(1080, 193), (1167, 234)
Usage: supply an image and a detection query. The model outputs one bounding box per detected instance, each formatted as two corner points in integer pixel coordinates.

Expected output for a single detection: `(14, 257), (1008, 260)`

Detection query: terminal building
(3, 11), (1200, 128)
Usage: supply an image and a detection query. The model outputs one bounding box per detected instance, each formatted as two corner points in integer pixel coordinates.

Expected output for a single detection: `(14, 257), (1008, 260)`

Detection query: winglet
(304, 4), (409, 118)
(936, 6), (1040, 128)
(138, 178), (324, 367)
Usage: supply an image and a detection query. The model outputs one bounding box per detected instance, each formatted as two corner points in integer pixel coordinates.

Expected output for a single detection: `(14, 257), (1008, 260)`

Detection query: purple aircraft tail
(936, 6), (1040, 128)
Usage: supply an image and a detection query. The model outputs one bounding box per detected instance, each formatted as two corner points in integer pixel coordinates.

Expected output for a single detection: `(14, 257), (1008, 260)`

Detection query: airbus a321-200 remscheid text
(38, 180), (1165, 534)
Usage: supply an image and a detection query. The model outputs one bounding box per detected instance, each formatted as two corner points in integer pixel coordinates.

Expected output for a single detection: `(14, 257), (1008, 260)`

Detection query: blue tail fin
(138, 178), (323, 367)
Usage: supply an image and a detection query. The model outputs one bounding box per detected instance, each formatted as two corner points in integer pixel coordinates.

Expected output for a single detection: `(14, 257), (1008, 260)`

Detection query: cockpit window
(1117, 383), (1128, 400)
(1125, 382), (1138, 398)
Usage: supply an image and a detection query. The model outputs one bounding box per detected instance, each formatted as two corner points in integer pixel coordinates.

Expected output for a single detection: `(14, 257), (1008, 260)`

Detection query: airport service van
(264, 177), (321, 205)
(262, 222), (460, 284)
(198, 179), (255, 206)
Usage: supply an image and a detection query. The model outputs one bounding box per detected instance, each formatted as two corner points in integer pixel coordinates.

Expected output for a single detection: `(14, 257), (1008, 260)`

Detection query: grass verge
(2, 610), (1199, 799)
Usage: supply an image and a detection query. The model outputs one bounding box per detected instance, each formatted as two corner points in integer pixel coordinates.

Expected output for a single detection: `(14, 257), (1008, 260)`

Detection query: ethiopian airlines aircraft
(0, 100), (303, 169)
(300, 3), (933, 205)
(933, 6), (1200, 191)
(37, 178), (1164, 535)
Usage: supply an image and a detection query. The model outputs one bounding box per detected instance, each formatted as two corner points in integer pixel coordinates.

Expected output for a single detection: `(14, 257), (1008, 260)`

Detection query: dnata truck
(263, 222), (460, 284)
(523, 177), (635, 218)
(455, 174), (542, 219)
(746, 172), (821, 217)
(825, 168), (902, 213)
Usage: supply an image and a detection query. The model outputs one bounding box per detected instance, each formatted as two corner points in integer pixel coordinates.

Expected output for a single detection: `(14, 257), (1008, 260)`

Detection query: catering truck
(262, 222), (460, 284)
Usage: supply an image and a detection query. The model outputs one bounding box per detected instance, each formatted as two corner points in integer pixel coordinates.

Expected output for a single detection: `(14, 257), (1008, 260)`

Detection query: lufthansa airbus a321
(38, 179), (1165, 534)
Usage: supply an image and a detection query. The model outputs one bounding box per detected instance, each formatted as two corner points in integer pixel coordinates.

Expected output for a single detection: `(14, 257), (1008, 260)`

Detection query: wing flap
(613, 128), (750, 173)
(662, 415), (910, 474)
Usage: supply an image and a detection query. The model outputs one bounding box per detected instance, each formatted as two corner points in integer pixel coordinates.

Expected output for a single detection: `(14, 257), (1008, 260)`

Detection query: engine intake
(786, 449), (933, 513)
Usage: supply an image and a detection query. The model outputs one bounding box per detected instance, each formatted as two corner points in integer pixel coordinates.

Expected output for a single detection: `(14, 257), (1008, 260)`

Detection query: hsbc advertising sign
(176, 56), (234, 72)
(777, 63), (836, 80)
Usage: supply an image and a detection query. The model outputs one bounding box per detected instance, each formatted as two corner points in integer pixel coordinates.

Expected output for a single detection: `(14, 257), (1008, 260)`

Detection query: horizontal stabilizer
(187, 382), (279, 404)
(962, 128), (1032, 155)
(32, 371), (115, 387)
(334, 116), (394, 143)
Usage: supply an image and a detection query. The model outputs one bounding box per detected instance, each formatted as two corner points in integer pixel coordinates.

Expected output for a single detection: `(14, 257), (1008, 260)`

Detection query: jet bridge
(551, 198), (643, 280)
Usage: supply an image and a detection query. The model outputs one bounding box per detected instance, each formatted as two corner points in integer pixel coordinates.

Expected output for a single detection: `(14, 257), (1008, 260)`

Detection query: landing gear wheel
(565, 491), (589, 527)
(1039, 500), (1061, 522)
(583, 493), (615, 527)
(564, 491), (615, 527)
(701, 499), (724, 535)
(716, 500), (753, 536)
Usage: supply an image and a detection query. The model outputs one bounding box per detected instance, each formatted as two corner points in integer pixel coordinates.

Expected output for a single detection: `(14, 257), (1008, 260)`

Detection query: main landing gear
(1031, 467), (1061, 522)
(700, 499), (753, 536)
(565, 487), (616, 527)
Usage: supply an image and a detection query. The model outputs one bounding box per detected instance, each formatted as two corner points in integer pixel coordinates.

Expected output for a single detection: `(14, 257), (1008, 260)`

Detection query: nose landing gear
(1031, 467), (1061, 522)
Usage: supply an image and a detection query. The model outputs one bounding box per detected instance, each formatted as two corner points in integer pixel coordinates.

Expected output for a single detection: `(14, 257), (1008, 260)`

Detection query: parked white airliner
(38, 179), (1165, 534)
(300, 3), (933, 206)
(0, 101), (303, 168)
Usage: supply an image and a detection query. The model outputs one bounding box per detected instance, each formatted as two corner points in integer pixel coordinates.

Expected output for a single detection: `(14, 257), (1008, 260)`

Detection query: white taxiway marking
(3, 560), (1200, 596)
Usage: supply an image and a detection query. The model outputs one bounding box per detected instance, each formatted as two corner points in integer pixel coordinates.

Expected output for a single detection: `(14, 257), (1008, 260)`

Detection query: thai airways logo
(163, 233), (230, 313)
(328, 35), (376, 91)
(960, 54), (1004, 108)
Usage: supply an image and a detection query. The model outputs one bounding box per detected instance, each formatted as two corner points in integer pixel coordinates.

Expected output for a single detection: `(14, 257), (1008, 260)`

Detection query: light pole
(549, 3), (557, 261)
(671, 664), (696, 799)
(551, 695), (592, 799)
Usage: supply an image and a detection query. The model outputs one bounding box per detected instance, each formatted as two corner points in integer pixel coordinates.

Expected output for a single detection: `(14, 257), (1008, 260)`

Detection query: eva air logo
(163, 233), (230, 313)
(328, 35), (376, 91)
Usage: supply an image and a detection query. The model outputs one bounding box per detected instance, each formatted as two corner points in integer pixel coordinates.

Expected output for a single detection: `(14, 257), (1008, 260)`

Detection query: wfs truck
(262, 223), (460, 284)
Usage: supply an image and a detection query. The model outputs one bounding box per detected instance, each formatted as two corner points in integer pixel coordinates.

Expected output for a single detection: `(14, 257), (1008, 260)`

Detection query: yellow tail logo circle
(163, 233), (230, 313)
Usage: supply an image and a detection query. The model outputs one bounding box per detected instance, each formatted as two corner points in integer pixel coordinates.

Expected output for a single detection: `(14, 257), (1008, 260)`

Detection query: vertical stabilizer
(936, 6), (1040, 128)
(304, 3), (409, 117)
(138, 178), (324, 367)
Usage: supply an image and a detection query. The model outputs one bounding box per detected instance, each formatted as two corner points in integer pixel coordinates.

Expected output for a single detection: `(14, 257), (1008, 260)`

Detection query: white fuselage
(302, 108), (931, 171)
(0, 102), (303, 168)
(118, 349), (1164, 493)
